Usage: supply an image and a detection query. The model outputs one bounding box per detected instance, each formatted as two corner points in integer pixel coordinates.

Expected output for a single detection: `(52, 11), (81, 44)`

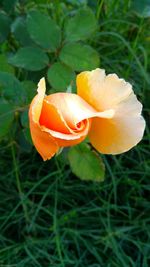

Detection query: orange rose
(29, 69), (145, 160)
(29, 77), (113, 160)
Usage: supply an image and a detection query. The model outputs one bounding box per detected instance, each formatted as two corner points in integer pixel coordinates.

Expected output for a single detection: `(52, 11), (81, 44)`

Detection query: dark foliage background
(0, 0), (150, 266)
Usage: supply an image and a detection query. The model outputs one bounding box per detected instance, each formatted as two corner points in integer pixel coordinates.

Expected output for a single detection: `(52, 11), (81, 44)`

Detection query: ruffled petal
(29, 78), (58, 160)
(40, 93), (115, 147)
(77, 68), (145, 154)
(45, 93), (96, 128)
(45, 93), (114, 125)
(40, 93), (92, 146)
(32, 78), (46, 123)
(39, 100), (71, 134)
(42, 119), (91, 147)
(77, 68), (133, 111)
(89, 93), (145, 154)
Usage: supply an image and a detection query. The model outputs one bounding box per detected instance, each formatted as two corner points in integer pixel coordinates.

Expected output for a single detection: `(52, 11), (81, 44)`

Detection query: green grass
(0, 0), (150, 266)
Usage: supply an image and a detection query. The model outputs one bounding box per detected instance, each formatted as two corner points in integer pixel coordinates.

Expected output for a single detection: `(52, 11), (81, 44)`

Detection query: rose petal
(40, 100), (71, 134)
(29, 78), (58, 160)
(29, 117), (58, 160)
(40, 93), (115, 147)
(40, 94), (92, 146)
(89, 115), (145, 155)
(42, 119), (90, 147)
(45, 93), (114, 125)
(77, 68), (133, 111)
(45, 93), (95, 128)
(32, 78), (46, 123)
(77, 68), (146, 154)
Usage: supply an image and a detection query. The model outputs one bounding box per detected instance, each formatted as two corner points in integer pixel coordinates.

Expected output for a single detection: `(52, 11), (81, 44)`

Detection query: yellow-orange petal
(45, 93), (96, 129)
(32, 77), (46, 123)
(89, 115), (145, 155)
(29, 116), (58, 160)
(40, 93), (92, 146)
(76, 68), (133, 111)
(42, 120), (91, 147)
(77, 68), (145, 154)
(29, 78), (58, 160)
(39, 100), (71, 134)
(40, 93), (115, 147)
(45, 93), (114, 126)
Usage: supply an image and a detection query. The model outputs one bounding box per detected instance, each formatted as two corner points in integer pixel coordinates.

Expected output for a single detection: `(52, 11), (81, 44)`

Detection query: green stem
(96, 0), (105, 20)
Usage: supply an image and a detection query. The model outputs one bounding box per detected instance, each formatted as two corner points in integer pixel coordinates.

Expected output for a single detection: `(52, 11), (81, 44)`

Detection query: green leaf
(0, 72), (34, 106)
(60, 43), (100, 71)
(8, 46), (49, 71)
(0, 99), (14, 140)
(21, 110), (29, 128)
(132, 0), (150, 18)
(2, 0), (18, 13)
(21, 80), (36, 104)
(0, 54), (14, 74)
(18, 129), (32, 152)
(0, 72), (23, 104)
(23, 128), (33, 145)
(0, 73), (36, 107)
(65, 7), (97, 42)
(11, 17), (35, 46)
(68, 143), (105, 182)
(0, 12), (11, 43)
(47, 62), (75, 91)
(27, 10), (61, 51)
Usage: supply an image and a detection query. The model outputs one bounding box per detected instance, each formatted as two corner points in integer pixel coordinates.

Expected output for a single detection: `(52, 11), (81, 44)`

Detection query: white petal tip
(37, 77), (46, 94)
